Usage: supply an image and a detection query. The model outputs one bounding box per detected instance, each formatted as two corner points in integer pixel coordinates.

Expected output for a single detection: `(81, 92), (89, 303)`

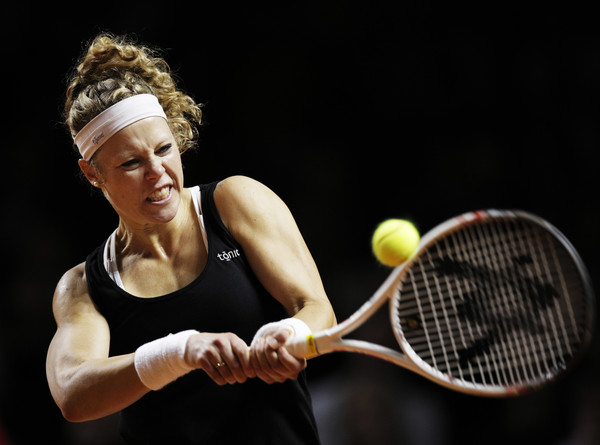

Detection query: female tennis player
(45, 33), (336, 444)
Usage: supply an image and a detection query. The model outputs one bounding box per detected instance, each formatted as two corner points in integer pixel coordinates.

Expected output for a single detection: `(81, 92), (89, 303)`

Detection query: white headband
(74, 94), (168, 161)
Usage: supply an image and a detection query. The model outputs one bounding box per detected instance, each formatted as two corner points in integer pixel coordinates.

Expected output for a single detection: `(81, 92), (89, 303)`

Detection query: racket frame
(288, 209), (594, 396)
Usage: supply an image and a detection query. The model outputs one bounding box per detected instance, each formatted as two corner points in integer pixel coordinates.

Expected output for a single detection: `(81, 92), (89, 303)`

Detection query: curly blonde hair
(64, 33), (203, 156)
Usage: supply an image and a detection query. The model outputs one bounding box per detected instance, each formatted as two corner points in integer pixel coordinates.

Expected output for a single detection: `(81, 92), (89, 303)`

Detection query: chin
(150, 203), (180, 224)
(145, 196), (180, 224)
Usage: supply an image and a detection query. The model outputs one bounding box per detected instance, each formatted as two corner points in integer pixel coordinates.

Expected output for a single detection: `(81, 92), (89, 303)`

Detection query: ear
(78, 159), (103, 188)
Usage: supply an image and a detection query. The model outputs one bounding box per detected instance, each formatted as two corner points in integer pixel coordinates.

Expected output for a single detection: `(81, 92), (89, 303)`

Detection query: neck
(115, 189), (196, 259)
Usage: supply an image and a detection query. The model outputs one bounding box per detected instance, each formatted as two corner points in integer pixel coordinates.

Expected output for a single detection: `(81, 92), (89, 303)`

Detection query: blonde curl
(64, 33), (203, 156)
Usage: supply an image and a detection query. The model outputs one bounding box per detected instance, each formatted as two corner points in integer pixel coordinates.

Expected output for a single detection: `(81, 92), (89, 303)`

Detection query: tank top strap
(189, 185), (208, 252)
(103, 229), (124, 289)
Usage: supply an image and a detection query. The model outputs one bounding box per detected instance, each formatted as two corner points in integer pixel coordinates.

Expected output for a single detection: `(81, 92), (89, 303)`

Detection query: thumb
(268, 330), (291, 348)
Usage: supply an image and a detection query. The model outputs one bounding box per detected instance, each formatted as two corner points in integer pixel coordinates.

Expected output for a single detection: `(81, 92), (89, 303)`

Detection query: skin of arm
(45, 264), (150, 422)
(46, 265), (257, 421)
(46, 174), (336, 420)
(213, 176), (337, 383)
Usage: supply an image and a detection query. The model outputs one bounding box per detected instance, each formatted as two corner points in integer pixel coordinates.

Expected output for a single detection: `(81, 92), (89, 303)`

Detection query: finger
(249, 347), (270, 383)
(185, 332), (253, 385)
(217, 359), (241, 385)
(193, 337), (237, 385)
(272, 329), (291, 346)
(265, 342), (284, 369)
(202, 360), (229, 386)
(216, 340), (249, 384)
(223, 341), (253, 383)
(252, 359), (276, 384)
(217, 360), (238, 385)
(252, 338), (281, 384)
(266, 347), (304, 382)
(263, 341), (292, 383)
(236, 345), (256, 379)
(251, 337), (274, 383)
(277, 345), (307, 376)
(228, 335), (255, 379)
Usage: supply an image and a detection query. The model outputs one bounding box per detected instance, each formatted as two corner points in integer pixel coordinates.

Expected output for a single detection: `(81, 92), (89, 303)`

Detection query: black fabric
(85, 182), (321, 444)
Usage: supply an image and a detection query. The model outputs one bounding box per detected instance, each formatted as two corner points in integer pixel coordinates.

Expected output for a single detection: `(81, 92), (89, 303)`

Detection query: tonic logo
(217, 249), (241, 262)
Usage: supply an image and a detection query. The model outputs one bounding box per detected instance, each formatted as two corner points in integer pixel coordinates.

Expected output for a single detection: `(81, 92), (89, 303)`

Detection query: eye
(156, 144), (172, 155)
(119, 158), (140, 169)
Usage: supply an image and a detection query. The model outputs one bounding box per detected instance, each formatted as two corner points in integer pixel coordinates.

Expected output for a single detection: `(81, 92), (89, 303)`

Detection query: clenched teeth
(147, 186), (171, 202)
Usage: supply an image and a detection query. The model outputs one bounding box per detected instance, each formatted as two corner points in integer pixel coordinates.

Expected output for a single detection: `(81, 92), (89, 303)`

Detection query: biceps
(216, 177), (328, 312)
(47, 314), (111, 389)
(244, 221), (327, 313)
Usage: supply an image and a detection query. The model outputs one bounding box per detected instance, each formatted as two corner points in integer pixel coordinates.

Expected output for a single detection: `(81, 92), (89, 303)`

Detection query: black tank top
(85, 182), (321, 444)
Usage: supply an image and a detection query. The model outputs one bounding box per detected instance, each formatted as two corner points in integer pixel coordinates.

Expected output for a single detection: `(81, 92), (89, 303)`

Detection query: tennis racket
(287, 209), (595, 397)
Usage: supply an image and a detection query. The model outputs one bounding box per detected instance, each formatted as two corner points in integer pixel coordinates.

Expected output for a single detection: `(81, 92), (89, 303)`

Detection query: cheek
(102, 187), (128, 211)
(167, 157), (185, 185)
(102, 176), (139, 206)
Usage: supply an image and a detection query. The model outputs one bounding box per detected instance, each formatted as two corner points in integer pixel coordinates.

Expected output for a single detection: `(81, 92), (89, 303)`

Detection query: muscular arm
(215, 176), (336, 330)
(47, 264), (257, 421)
(45, 264), (149, 422)
(214, 176), (336, 382)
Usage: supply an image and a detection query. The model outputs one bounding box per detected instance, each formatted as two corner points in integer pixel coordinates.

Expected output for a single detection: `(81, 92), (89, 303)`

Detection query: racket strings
(394, 217), (589, 390)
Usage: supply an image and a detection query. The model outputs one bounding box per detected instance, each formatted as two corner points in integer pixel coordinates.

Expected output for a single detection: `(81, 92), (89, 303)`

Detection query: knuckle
(211, 337), (225, 348)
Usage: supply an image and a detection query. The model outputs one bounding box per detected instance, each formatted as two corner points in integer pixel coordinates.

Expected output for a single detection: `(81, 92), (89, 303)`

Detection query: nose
(145, 156), (166, 181)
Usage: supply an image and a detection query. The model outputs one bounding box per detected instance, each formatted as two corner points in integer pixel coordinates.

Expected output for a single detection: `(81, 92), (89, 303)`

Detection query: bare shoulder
(214, 176), (290, 233)
(52, 262), (99, 324)
(215, 175), (280, 207)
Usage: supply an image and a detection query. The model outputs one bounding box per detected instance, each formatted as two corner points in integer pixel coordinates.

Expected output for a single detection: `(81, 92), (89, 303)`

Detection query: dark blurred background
(1, 2), (598, 444)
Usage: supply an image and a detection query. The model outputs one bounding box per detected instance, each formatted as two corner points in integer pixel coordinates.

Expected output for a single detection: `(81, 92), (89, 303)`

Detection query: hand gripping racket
(287, 210), (595, 396)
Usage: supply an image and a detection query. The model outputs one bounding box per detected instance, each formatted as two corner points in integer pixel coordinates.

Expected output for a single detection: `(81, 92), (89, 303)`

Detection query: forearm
(48, 353), (148, 422)
(292, 298), (337, 333)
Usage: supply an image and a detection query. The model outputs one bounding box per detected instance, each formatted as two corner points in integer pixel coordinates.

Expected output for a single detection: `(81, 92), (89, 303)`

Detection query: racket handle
(285, 334), (319, 359)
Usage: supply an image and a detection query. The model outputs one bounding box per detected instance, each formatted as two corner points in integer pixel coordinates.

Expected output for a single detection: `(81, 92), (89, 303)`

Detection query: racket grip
(285, 334), (319, 359)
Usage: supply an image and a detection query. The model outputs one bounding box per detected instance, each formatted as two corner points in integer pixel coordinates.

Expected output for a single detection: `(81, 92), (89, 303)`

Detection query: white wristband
(134, 330), (199, 390)
(251, 318), (312, 347)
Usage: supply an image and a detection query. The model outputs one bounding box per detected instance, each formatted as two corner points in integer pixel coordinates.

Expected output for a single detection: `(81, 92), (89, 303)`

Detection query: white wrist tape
(251, 318), (312, 347)
(134, 330), (199, 390)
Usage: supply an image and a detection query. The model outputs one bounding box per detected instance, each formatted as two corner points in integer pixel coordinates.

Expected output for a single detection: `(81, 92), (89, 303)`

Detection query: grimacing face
(79, 117), (185, 228)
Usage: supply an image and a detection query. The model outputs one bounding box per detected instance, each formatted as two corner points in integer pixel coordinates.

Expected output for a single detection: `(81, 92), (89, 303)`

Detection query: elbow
(61, 409), (83, 423)
(327, 308), (337, 328)
(52, 390), (98, 423)
(319, 299), (337, 327)
(48, 383), (86, 422)
(56, 396), (90, 423)
(48, 369), (104, 422)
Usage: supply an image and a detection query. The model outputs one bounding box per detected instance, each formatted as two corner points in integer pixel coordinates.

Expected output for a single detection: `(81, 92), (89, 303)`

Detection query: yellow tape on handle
(306, 335), (318, 357)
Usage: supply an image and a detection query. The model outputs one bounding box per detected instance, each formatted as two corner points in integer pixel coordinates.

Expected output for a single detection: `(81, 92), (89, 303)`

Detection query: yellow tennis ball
(371, 219), (420, 267)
